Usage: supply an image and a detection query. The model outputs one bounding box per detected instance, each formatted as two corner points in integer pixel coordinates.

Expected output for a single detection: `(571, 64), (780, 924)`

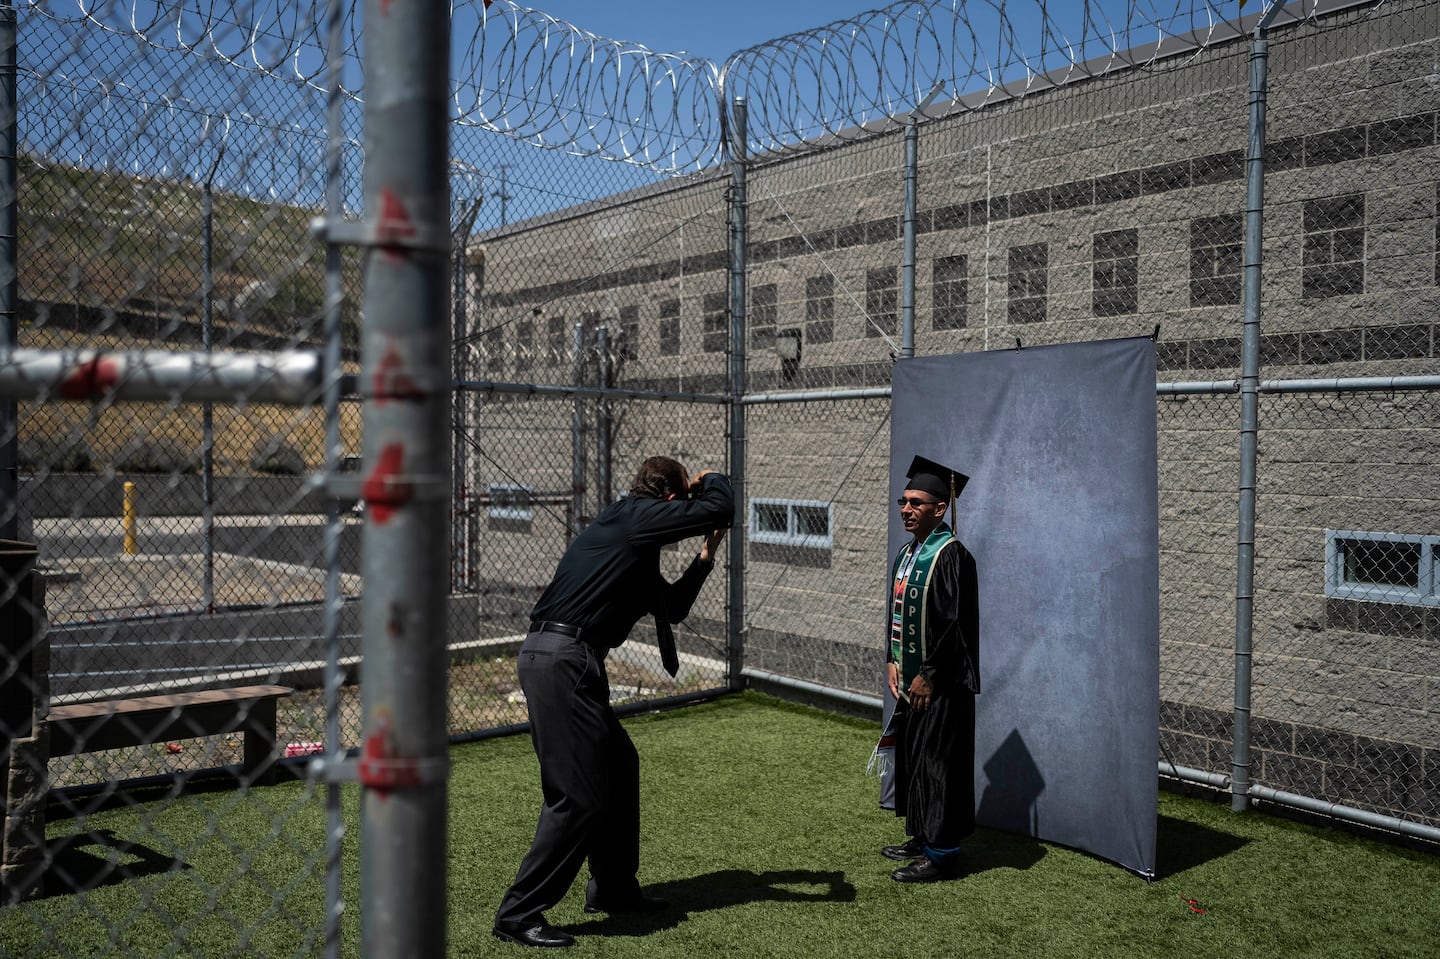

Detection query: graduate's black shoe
(583, 893), (669, 915)
(881, 837), (925, 861)
(891, 857), (957, 883)
(492, 919), (576, 948)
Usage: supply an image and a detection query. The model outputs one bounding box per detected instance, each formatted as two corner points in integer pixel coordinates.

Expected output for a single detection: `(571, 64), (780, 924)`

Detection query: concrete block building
(464, 0), (1440, 826)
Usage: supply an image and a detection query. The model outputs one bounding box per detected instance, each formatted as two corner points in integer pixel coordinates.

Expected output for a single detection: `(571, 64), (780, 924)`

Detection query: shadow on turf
(959, 828), (1047, 875)
(566, 868), (855, 936)
(1155, 814), (1249, 876)
(31, 829), (189, 899)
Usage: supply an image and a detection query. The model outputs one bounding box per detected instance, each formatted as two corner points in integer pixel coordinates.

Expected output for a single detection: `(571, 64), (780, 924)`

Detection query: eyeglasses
(896, 497), (940, 509)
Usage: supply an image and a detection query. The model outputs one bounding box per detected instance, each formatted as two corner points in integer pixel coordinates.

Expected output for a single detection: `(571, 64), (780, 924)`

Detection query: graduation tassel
(866, 736), (895, 778)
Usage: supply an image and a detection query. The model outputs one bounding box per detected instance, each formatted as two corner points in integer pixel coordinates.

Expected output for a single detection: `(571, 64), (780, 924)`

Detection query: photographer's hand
(688, 468), (717, 497)
(700, 526), (727, 563)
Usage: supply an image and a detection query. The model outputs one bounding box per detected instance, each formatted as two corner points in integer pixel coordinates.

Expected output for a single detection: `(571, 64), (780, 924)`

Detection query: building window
(865, 266), (897, 338)
(751, 283), (778, 349)
(805, 274), (834, 344)
(1303, 194), (1365, 298)
(488, 484), (534, 523)
(617, 305), (639, 361)
(658, 298), (680, 356)
(703, 291), (728, 353)
(1326, 530), (1439, 607)
(1008, 243), (1048, 324)
(1093, 229), (1139, 316)
(547, 315), (568, 364)
(932, 254), (968, 330)
(1190, 212), (1243, 306)
(750, 498), (833, 549)
(481, 326), (505, 374)
(516, 318), (534, 373)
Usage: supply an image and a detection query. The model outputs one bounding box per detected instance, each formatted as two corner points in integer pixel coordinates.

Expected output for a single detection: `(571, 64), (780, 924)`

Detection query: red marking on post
(376, 187), (417, 246)
(58, 356), (121, 400)
(374, 342), (421, 404)
(359, 712), (420, 793)
(361, 443), (413, 524)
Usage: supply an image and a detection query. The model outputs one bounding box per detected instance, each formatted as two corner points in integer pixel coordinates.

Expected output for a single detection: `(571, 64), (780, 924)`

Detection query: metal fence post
(596, 324), (613, 505)
(571, 321), (587, 535)
(0, 1), (17, 542)
(451, 200), (482, 591)
(1233, 2), (1283, 814)
(900, 116), (918, 360)
(320, 2), (349, 956)
(357, 0), (452, 953)
(200, 171), (217, 613)
(727, 97), (748, 690)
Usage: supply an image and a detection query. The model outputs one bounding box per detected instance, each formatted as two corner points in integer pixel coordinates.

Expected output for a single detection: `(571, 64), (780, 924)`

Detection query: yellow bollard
(122, 481), (138, 555)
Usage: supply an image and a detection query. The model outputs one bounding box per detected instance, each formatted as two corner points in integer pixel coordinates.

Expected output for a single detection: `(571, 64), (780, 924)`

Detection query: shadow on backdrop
(977, 728), (1046, 836)
(566, 868), (855, 936)
(36, 828), (187, 899)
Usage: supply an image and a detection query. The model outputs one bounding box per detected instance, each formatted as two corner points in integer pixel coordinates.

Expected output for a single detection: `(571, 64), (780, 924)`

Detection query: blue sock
(922, 843), (962, 868)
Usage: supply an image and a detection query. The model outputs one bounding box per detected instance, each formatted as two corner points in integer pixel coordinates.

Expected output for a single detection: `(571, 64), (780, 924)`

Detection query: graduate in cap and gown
(881, 454), (980, 882)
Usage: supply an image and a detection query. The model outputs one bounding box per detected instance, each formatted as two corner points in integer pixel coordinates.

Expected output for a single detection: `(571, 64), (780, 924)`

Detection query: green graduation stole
(889, 524), (956, 696)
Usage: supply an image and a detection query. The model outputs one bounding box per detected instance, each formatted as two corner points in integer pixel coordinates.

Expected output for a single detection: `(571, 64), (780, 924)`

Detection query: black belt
(530, 620), (607, 649)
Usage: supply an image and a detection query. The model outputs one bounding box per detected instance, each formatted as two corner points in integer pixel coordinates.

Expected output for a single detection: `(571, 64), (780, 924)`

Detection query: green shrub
(250, 437), (307, 476)
(115, 439), (199, 475)
(17, 436), (95, 473)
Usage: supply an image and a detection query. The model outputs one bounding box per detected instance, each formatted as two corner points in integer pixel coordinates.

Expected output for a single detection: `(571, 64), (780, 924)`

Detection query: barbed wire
(21, 1), (1377, 178)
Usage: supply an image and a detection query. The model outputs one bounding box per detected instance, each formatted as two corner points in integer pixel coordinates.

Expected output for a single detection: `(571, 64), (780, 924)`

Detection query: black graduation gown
(892, 535), (980, 847)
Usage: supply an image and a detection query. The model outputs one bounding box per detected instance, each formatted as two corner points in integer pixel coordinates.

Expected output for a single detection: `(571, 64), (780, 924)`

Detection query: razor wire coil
(21, 1), (1376, 179)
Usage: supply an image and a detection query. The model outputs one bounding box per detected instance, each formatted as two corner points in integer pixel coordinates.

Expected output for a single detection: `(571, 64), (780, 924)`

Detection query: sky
(511, 1), (898, 63)
(503, 1), (1174, 66)
(453, 1), (1224, 225)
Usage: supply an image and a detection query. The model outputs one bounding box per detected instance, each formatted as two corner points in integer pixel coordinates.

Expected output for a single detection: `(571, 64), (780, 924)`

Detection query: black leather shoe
(881, 837), (925, 861)
(492, 919), (576, 948)
(583, 893), (669, 915)
(891, 857), (956, 883)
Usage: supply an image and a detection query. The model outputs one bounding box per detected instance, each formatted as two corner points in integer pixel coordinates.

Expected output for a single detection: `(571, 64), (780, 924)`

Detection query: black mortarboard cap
(905, 454), (970, 502)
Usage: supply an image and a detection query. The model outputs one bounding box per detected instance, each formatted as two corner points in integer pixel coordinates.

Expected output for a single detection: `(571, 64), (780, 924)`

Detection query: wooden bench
(46, 685), (293, 786)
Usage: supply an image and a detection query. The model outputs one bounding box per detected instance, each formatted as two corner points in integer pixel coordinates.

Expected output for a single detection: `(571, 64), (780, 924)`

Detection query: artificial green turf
(5, 691), (1439, 958)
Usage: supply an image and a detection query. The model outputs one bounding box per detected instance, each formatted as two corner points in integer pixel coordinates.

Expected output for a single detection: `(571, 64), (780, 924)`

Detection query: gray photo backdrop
(889, 336), (1160, 877)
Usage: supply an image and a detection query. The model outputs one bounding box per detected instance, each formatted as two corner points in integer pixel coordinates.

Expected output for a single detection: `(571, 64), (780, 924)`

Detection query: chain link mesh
(1249, 389), (1440, 823)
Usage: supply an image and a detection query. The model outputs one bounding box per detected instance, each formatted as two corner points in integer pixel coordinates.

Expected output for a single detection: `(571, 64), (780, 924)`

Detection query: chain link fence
(3, 0), (1439, 954)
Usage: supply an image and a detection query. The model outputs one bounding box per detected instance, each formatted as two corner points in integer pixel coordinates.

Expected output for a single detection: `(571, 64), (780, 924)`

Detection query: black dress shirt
(530, 472), (735, 648)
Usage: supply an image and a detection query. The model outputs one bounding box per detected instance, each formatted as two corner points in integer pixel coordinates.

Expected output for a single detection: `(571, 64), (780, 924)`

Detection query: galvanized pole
(899, 83), (942, 362)
(319, 2), (348, 957)
(900, 117), (918, 360)
(451, 198), (482, 591)
(726, 97), (748, 690)
(0, 1), (17, 541)
(571, 322), (587, 535)
(464, 249), (484, 574)
(596, 324), (613, 506)
(200, 173), (217, 614)
(356, 0), (451, 954)
(1233, 2), (1283, 813)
